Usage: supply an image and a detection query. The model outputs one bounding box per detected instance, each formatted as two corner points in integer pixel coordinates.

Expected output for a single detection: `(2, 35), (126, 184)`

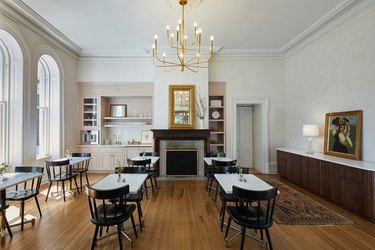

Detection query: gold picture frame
(323, 110), (362, 160)
(169, 85), (195, 129)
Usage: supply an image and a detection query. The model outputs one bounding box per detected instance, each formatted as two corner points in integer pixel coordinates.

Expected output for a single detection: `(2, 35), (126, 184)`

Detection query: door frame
(231, 97), (269, 174)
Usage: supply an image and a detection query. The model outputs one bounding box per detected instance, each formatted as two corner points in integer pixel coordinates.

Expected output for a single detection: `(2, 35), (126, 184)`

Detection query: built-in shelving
(209, 82), (226, 154)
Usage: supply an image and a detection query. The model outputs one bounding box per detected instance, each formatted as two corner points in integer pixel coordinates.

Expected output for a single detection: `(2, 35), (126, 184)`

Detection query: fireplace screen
(166, 149), (198, 176)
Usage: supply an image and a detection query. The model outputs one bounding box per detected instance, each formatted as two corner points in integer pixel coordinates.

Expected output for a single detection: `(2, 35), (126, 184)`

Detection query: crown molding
(4, 0), (370, 62)
(4, 0), (81, 54)
(280, 0), (359, 53)
(283, 0), (373, 58)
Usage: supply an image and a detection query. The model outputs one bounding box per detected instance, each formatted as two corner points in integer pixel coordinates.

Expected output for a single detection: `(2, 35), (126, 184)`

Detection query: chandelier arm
(154, 53), (182, 66)
(185, 66), (199, 73)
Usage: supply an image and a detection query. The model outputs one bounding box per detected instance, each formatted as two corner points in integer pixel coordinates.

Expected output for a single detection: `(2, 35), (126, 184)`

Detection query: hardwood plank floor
(2, 173), (375, 249)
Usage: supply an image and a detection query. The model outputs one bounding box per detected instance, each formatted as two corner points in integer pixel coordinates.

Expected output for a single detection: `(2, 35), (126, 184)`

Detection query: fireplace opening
(166, 149), (198, 176)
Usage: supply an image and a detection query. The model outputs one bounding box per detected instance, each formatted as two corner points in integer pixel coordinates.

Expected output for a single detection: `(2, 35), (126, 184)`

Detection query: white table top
(131, 156), (160, 165)
(214, 174), (273, 194)
(92, 174), (148, 194)
(0, 173), (44, 191)
(203, 157), (233, 165)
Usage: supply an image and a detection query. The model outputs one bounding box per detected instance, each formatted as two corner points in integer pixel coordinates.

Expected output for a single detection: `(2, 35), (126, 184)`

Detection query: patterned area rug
(266, 179), (354, 225)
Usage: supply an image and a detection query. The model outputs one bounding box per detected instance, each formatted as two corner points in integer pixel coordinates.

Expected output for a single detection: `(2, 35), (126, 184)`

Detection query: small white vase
(198, 119), (204, 129)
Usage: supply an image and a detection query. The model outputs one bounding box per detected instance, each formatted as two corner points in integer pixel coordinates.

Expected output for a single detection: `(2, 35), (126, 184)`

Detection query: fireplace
(166, 149), (198, 176)
(151, 129), (210, 177)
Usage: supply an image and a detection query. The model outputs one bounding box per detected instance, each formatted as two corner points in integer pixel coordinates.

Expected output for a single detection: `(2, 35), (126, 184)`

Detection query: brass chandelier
(152, 0), (214, 72)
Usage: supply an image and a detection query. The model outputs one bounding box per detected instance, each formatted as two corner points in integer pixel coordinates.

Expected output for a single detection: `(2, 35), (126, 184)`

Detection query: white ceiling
(10, 0), (359, 57)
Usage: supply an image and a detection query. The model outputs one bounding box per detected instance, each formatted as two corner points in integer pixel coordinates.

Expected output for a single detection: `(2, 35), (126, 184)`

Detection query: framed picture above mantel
(323, 110), (362, 160)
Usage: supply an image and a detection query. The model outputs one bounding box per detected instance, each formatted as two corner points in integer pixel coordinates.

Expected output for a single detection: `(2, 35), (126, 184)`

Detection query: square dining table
(0, 172), (44, 244)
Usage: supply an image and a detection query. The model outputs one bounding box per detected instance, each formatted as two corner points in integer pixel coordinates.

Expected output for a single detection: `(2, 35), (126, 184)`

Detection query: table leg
(0, 190), (6, 245)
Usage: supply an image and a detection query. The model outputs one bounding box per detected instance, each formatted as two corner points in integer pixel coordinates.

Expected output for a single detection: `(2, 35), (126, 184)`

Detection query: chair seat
(221, 192), (237, 202)
(127, 191), (143, 202)
(72, 168), (87, 173)
(226, 205), (271, 229)
(49, 172), (79, 181)
(93, 204), (136, 226)
(6, 189), (38, 201)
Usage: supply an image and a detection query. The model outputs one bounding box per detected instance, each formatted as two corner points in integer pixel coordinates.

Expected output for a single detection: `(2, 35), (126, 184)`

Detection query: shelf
(209, 106), (224, 109)
(210, 144), (224, 146)
(103, 124), (152, 128)
(103, 117), (152, 120)
(209, 119), (224, 122)
(210, 131), (224, 134)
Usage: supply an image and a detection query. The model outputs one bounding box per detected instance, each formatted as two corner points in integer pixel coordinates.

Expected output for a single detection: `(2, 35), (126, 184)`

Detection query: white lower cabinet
(77, 145), (153, 172)
(99, 147), (124, 171)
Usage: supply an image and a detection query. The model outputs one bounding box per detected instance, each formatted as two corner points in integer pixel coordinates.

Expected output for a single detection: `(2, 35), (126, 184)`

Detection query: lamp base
(306, 137), (314, 154)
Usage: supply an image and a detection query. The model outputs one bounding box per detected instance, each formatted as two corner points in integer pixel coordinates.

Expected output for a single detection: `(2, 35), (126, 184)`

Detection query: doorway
(231, 98), (269, 174)
(236, 105), (254, 168)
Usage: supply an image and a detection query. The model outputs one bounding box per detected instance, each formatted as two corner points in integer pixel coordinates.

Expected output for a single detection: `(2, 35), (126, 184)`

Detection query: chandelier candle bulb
(166, 25), (170, 37)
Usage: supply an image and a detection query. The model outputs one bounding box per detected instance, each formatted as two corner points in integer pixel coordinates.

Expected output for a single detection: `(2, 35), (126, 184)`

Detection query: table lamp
(302, 124), (319, 154)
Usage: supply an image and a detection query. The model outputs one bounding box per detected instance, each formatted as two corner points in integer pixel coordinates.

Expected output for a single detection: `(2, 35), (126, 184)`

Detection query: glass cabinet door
(83, 98), (98, 127)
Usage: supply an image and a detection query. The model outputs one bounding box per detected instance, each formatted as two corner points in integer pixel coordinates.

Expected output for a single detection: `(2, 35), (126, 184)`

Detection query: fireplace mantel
(151, 129), (211, 155)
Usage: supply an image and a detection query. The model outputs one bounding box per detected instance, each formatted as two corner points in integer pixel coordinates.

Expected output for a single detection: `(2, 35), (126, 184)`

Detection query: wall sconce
(303, 124), (319, 154)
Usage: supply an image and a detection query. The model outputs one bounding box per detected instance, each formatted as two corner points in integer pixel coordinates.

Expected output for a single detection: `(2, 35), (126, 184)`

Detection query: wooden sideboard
(277, 148), (375, 223)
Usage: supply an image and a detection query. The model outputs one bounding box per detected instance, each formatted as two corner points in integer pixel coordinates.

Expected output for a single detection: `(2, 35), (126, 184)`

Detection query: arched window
(0, 29), (23, 165)
(0, 39), (8, 163)
(36, 54), (60, 158)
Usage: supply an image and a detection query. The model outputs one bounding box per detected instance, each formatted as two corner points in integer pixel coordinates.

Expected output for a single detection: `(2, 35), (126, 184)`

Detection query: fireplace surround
(151, 129), (210, 177)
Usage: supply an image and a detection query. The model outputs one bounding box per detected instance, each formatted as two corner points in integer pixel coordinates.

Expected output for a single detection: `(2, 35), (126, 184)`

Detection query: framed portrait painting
(323, 110), (362, 160)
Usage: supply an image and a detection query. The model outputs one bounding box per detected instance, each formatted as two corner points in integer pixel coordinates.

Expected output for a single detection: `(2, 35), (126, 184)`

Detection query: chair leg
(220, 201), (226, 231)
(240, 226), (246, 250)
(85, 171), (90, 186)
(130, 214), (138, 238)
(91, 225), (99, 250)
(265, 228), (273, 250)
(45, 181), (53, 201)
(260, 229), (264, 240)
(80, 173), (83, 192)
(153, 174), (157, 189)
(1, 211), (12, 237)
(20, 200), (25, 231)
(117, 223), (123, 250)
(99, 226), (103, 237)
(149, 177), (154, 192)
(62, 181), (66, 202)
(144, 183), (148, 199)
(137, 201), (143, 232)
(74, 177), (80, 194)
(225, 216), (232, 239)
(214, 183), (220, 201)
(35, 196), (42, 217)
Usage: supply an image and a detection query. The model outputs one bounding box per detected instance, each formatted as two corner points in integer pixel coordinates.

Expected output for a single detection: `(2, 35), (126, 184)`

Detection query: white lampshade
(302, 124), (319, 137)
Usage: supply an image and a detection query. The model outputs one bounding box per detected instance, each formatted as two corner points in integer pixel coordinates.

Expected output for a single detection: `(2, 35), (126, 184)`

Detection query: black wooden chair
(0, 204), (12, 238)
(86, 185), (137, 250)
(45, 159), (80, 202)
(217, 166), (239, 231)
(209, 159), (237, 201)
(127, 158), (153, 199)
(116, 166), (147, 232)
(6, 166), (44, 231)
(139, 152), (159, 189)
(225, 186), (278, 250)
(71, 152), (91, 192)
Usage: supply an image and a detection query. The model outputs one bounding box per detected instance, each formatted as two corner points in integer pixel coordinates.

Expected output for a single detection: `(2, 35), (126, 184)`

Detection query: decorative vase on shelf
(198, 119), (204, 129)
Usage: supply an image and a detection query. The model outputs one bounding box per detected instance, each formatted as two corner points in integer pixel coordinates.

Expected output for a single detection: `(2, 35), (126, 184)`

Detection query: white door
(236, 106), (253, 168)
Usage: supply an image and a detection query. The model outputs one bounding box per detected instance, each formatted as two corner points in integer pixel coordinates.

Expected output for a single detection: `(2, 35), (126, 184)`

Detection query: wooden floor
(2, 173), (375, 250)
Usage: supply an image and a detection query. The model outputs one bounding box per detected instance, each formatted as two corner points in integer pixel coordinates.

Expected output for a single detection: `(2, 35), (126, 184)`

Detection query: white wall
(0, 2), (79, 164)
(285, 4), (375, 162)
(209, 58), (285, 168)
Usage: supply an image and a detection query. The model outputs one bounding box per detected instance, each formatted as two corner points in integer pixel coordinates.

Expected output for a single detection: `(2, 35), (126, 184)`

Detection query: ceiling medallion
(166, 0), (202, 11)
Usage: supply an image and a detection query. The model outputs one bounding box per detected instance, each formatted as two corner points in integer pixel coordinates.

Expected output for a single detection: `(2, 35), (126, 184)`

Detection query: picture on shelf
(141, 130), (153, 144)
(323, 110), (362, 160)
(110, 104), (127, 117)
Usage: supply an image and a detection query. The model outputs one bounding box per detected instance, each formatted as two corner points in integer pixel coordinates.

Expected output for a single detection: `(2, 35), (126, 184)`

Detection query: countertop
(77, 144), (153, 147)
(277, 147), (375, 172)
